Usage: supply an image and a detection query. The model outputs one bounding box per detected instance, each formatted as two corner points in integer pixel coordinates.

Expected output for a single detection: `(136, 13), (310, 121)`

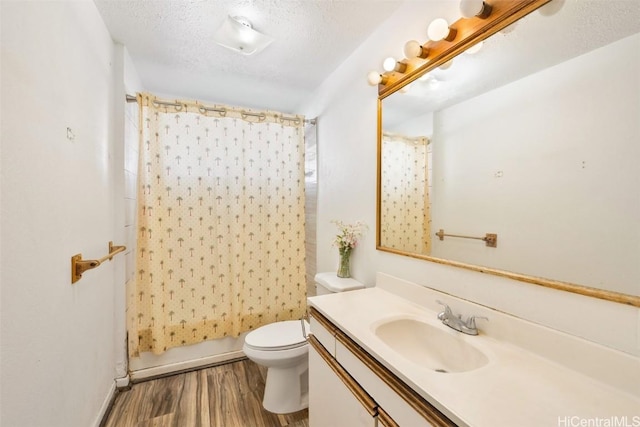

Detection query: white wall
(299, 2), (640, 356)
(1, 1), (124, 426)
(431, 34), (639, 296)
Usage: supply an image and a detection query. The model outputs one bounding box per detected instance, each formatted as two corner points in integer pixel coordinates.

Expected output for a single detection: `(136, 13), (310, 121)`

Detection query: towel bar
(435, 229), (497, 248)
(71, 241), (126, 284)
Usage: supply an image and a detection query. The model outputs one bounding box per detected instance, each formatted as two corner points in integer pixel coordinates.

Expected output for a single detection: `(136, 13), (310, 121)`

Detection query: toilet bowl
(243, 273), (365, 414)
(243, 320), (310, 414)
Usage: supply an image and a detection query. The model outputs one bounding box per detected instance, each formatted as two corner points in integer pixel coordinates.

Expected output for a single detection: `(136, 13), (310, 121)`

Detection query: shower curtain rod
(125, 94), (316, 125)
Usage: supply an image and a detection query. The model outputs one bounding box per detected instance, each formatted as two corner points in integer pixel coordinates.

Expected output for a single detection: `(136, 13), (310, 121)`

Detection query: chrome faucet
(436, 300), (488, 335)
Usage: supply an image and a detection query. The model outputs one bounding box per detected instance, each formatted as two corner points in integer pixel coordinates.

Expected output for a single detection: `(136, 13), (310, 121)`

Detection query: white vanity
(307, 273), (640, 426)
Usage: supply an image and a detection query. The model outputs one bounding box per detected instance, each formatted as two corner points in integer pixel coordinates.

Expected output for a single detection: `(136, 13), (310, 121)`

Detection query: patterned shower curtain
(380, 133), (432, 255)
(128, 93), (307, 356)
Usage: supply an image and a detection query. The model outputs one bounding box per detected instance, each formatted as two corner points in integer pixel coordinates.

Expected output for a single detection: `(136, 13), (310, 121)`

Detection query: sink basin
(373, 317), (489, 373)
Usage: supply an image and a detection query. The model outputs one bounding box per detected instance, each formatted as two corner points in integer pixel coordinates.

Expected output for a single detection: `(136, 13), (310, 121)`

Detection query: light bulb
(465, 41), (483, 54)
(460, 0), (486, 18)
(428, 18), (451, 41)
(367, 71), (382, 86)
(382, 57), (397, 72)
(439, 60), (453, 70)
(381, 57), (407, 73)
(404, 40), (425, 59)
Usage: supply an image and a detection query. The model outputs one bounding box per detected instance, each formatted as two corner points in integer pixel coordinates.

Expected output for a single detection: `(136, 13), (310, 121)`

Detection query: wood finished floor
(103, 359), (309, 427)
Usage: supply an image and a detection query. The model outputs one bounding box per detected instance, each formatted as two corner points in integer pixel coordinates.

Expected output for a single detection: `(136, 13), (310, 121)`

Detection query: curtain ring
(198, 106), (227, 117)
(278, 115), (301, 126)
(241, 111), (266, 121)
(152, 100), (183, 112)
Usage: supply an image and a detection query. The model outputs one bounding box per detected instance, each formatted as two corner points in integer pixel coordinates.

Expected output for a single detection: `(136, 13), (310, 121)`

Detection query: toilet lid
(245, 320), (309, 351)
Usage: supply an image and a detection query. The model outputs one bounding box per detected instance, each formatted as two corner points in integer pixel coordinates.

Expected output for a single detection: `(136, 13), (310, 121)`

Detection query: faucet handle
(436, 300), (452, 320)
(465, 315), (488, 330)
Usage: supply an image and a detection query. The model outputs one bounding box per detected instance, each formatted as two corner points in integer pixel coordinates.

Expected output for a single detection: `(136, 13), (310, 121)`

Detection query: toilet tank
(314, 272), (365, 295)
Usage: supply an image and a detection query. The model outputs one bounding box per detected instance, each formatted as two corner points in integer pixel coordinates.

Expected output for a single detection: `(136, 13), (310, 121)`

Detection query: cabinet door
(309, 336), (376, 427)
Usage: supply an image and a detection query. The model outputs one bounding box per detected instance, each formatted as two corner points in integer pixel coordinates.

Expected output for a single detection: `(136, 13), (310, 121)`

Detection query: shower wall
(120, 48), (144, 379)
(305, 121), (318, 297)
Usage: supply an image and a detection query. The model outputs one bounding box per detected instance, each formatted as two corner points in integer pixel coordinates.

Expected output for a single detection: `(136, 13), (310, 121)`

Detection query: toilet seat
(244, 320), (309, 351)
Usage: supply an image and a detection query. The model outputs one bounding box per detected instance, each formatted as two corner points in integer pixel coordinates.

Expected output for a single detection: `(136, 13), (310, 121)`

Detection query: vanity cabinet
(309, 338), (377, 426)
(309, 307), (454, 427)
(309, 310), (376, 426)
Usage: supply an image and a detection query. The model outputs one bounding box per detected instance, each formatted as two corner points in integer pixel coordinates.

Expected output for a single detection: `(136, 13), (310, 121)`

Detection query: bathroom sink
(373, 317), (489, 373)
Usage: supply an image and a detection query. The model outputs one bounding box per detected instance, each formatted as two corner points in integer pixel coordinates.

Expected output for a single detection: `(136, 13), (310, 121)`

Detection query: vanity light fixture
(404, 40), (429, 59)
(382, 57), (407, 73)
(460, 0), (492, 19)
(427, 18), (457, 42)
(213, 15), (274, 55)
(367, 0), (553, 93)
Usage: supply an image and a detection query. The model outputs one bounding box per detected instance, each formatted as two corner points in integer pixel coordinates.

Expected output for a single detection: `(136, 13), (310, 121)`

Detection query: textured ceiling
(94, 0), (403, 113)
(94, 0), (639, 115)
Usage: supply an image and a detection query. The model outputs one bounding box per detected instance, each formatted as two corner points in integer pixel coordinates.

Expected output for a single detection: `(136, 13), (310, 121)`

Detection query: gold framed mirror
(376, 0), (640, 307)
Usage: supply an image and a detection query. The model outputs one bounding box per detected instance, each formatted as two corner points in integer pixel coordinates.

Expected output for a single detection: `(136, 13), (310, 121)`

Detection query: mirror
(377, 0), (640, 305)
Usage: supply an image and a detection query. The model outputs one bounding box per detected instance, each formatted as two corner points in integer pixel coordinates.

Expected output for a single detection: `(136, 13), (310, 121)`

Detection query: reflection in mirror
(378, 0), (640, 302)
(380, 132), (431, 254)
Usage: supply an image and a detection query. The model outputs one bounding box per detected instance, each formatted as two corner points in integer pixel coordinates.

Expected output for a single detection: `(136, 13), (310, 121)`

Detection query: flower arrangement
(331, 220), (368, 252)
(331, 220), (367, 278)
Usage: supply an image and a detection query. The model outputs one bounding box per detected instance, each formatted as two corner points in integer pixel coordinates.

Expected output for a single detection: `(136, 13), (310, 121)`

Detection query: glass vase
(337, 247), (352, 278)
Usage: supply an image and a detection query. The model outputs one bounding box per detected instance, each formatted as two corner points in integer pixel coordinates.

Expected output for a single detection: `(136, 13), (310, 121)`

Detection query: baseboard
(115, 374), (131, 390)
(129, 350), (246, 382)
(94, 381), (116, 427)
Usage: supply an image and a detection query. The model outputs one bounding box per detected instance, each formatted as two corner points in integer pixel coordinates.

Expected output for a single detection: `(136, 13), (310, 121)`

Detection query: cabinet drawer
(309, 307), (336, 356)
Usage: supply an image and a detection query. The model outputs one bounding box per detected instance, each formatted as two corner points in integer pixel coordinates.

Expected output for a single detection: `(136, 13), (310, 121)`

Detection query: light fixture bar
(376, 0), (553, 95)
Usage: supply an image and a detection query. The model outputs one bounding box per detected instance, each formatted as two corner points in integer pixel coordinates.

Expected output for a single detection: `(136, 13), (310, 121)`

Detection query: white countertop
(308, 286), (640, 427)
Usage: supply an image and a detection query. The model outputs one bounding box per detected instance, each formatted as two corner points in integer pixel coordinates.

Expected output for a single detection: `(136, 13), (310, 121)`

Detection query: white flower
(331, 220), (368, 251)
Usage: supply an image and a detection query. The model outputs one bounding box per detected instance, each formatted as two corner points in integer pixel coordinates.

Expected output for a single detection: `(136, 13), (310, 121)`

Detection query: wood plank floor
(103, 359), (309, 427)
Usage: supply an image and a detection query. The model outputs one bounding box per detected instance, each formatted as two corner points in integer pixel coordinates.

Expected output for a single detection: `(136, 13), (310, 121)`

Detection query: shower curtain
(128, 93), (307, 356)
(380, 132), (432, 254)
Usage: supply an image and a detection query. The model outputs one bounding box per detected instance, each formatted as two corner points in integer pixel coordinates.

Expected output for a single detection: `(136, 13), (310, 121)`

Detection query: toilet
(242, 272), (365, 414)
